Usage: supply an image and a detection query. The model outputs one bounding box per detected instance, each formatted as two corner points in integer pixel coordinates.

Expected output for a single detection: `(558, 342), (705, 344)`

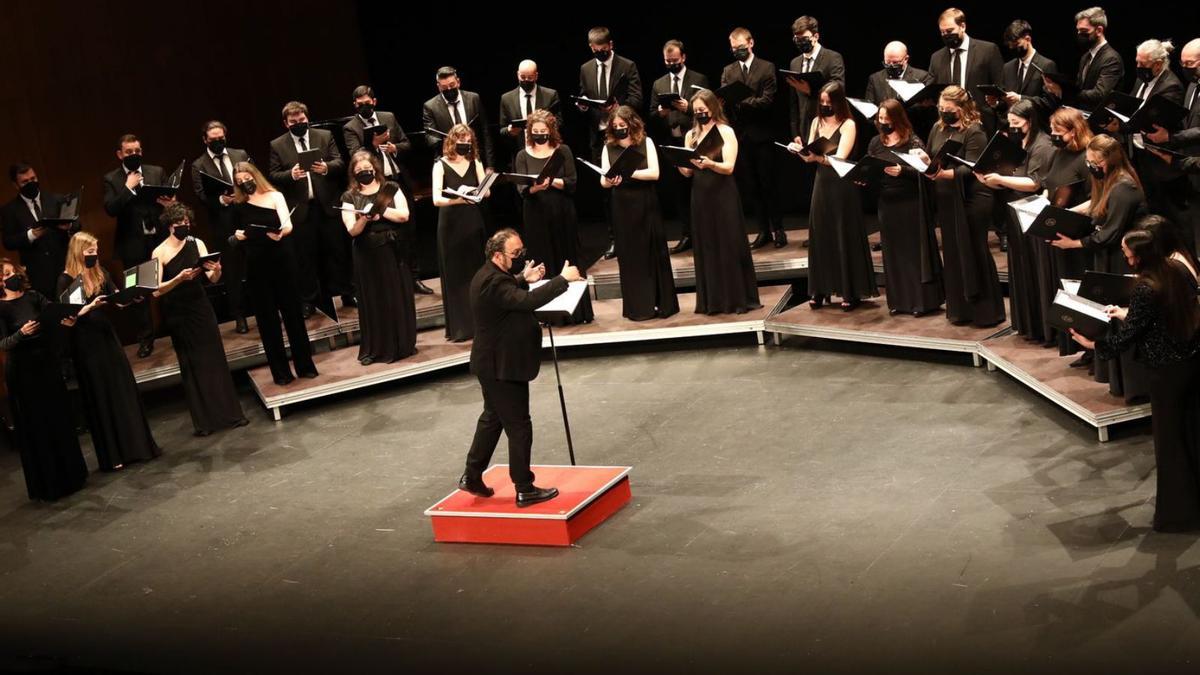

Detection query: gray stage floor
(1, 337), (1196, 673)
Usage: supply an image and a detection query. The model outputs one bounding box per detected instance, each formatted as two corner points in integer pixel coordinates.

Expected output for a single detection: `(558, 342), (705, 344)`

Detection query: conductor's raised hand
(560, 260), (581, 282)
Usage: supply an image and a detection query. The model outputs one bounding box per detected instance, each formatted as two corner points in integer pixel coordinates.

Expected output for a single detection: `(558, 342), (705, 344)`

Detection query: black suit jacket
(929, 37), (1004, 91)
(649, 69), (711, 139)
(578, 54), (643, 128)
(1170, 82), (1200, 148)
(498, 85), (563, 162)
(343, 111), (414, 194)
(267, 129), (345, 223)
(190, 148), (252, 237)
(720, 57), (778, 143)
(1076, 43), (1125, 108)
(1129, 69), (1186, 184)
(1001, 52), (1057, 121)
(468, 262), (568, 382)
(863, 65), (934, 105)
(788, 47), (846, 139)
(1, 193), (74, 297)
(422, 90), (495, 169)
(103, 163), (168, 266)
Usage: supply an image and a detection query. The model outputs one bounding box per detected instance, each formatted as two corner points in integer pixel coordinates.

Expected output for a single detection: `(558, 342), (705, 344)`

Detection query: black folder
(578, 147), (645, 180)
(506, 118), (529, 130)
(1124, 94), (1191, 133)
(780, 69), (827, 91)
(775, 135), (838, 159)
(196, 252), (222, 268)
(658, 127), (725, 167)
(656, 92), (684, 107)
(1079, 271), (1137, 306)
(706, 81), (753, 107)
(974, 84), (1010, 103)
(37, 187), (83, 226)
(1047, 290), (1112, 340)
(297, 149), (323, 172)
(1009, 195), (1095, 239)
(892, 82), (948, 108)
(945, 132), (1027, 175)
(502, 149), (567, 185)
(107, 259), (159, 305)
(827, 155), (898, 184)
(363, 124), (389, 139)
(1035, 66), (1080, 101)
(569, 94), (614, 109)
(138, 160), (185, 201)
(197, 170), (235, 198)
(38, 275), (86, 324)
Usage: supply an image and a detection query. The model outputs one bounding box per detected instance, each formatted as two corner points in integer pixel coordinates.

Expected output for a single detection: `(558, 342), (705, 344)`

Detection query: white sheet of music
(893, 151), (930, 173)
(1053, 289), (1110, 320)
(826, 155), (856, 178)
(1009, 194), (1049, 232)
(531, 280), (589, 317)
(848, 98), (879, 119)
(886, 79), (923, 102)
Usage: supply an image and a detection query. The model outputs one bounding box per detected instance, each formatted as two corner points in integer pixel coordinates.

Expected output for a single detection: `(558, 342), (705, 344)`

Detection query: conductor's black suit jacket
(468, 261), (567, 382)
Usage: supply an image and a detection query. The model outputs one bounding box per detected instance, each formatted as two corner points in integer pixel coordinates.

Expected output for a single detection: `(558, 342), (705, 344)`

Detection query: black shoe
(301, 303), (315, 319)
(750, 233), (771, 249)
(415, 279), (435, 295)
(1068, 351), (1094, 368)
(341, 294), (357, 308)
(889, 308), (900, 316)
(137, 342), (154, 358)
(516, 485), (559, 508)
(872, 242), (883, 252)
(359, 356), (375, 366)
(809, 295), (827, 310)
(273, 374), (295, 386)
(298, 369), (319, 379)
(233, 418), (250, 428)
(670, 236), (692, 254)
(801, 238), (810, 248)
(458, 473), (495, 498)
(602, 242), (617, 260)
(999, 237), (1009, 253)
(234, 317), (249, 334)
(840, 299), (861, 312)
(773, 231), (788, 248)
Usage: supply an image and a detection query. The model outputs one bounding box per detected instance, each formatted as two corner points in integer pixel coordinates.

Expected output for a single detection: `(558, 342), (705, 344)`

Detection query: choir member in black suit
(2, 163), (77, 298)
(423, 67), (495, 171)
(0, 259), (88, 501)
(918, 86), (1005, 327)
(578, 27), (643, 260)
(190, 120), (251, 334)
(500, 60), (562, 158)
(457, 229), (581, 507)
(432, 125), (490, 342)
(512, 111), (593, 325)
(994, 21), (1057, 125)
(864, 42), (934, 106)
(929, 8), (1004, 133)
(58, 231), (161, 470)
(267, 101), (350, 317)
(786, 16), (846, 154)
(678, 90), (760, 315)
(1069, 226), (1200, 532)
(1044, 7), (1124, 108)
(229, 163), (318, 386)
(151, 204), (247, 436)
(343, 85), (431, 296)
(721, 27), (783, 249)
(1146, 39), (1200, 251)
(102, 133), (173, 358)
(791, 82), (876, 310)
(340, 151), (417, 365)
(975, 101), (1055, 341)
(1052, 135), (1148, 401)
(602, 106), (678, 321)
(867, 100), (944, 315)
(650, 40), (709, 254)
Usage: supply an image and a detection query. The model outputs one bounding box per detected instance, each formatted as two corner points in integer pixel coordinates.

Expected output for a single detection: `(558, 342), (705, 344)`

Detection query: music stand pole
(545, 323), (577, 466)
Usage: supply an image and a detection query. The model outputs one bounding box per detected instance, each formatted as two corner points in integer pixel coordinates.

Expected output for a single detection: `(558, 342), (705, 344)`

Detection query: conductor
(458, 228), (582, 507)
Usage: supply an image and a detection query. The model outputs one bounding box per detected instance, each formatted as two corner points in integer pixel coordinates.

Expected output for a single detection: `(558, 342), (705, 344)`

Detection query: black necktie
(213, 154), (227, 181)
(803, 57), (813, 73)
(450, 101), (461, 125)
(742, 62), (749, 81)
(951, 49), (962, 87)
(32, 199), (42, 221)
(599, 63), (608, 99)
(671, 75), (679, 96)
(1018, 62), (1026, 89)
(1189, 84), (1199, 111)
(525, 94), (533, 116)
(298, 136), (308, 151)
(1079, 53), (1094, 83)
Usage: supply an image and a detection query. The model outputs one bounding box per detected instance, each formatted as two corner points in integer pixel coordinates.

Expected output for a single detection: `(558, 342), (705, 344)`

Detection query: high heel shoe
(809, 295), (827, 309)
(840, 299), (861, 312)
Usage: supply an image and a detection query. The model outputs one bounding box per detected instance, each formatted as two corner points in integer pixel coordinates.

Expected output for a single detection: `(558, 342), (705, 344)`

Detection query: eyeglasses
(506, 248), (526, 258)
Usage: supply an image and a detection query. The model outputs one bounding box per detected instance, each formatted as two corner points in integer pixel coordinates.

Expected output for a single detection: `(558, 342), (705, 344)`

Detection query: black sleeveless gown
(608, 139), (679, 320)
(807, 122), (877, 303)
(690, 130), (761, 315)
(437, 160), (486, 341)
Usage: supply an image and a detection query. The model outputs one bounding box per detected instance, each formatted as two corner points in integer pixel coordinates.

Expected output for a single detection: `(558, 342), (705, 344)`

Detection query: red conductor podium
(426, 465), (632, 546)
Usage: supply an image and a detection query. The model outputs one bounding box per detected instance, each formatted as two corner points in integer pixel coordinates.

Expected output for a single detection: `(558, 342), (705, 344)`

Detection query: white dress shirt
(292, 132), (315, 200)
(360, 114), (401, 177)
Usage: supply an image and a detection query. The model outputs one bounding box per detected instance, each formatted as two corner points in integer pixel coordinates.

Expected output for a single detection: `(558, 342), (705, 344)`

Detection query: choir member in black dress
(340, 151), (418, 365)
(151, 204), (247, 435)
(229, 163), (317, 386)
(868, 100), (944, 315)
(792, 82), (876, 310)
(677, 90), (760, 315)
(1070, 227), (1200, 532)
(975, 101), (1055, 340)
(512, 111), (593, 324)
(432, 124), (490, 342)
(602, 106), (679, 321)
(0, 259), (88, 501)
(58, 232), (161, 470)
(1052, 135), (1149, 401)
(918, 86), (1006, 328)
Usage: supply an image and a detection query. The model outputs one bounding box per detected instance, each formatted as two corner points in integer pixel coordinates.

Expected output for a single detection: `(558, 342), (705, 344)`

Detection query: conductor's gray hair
(485, 228), (520, 258)
(1075, 7), (1108, 29)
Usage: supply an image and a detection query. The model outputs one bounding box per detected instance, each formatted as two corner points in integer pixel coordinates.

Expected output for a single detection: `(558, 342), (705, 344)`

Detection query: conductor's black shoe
(516, 486), (559, 508)
(458, 474), (494, 498)
(234, 317), (249, 334)
(136, 342), (154, 358)
(1068, 351), (1094, 368)
(670, 236), (693, 254)
(301, 303), (315, 319)
(415, 279), (435, 295)
(773, 230), (788, 248)
(750, 233), (771, 249)
(603, 242), (617, 260)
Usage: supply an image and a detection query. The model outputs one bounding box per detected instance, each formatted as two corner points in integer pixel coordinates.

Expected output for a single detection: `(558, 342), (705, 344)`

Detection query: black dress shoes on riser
(750, 233), (771, 249)
(670, 237), (692, 254)
(602, 243), (617, 260)
(516, 486), (559, 508)
(301, 303), (315, 319)
(458, 474), (495, 498)
(234, 317), (249, 334)
(415, 279), (435, 295)
(773, 230), (788, 248)
(136, 342), (154, 358)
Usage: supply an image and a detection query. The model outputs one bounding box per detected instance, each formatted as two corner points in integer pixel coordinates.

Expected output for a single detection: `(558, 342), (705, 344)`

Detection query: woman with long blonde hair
(57, 231), (161, 471)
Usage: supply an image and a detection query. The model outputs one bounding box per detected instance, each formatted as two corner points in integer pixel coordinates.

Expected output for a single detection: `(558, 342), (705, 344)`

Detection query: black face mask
(1076, 32), (1098, 50)
(4, 275), (24, 292)
(1009, 126), (1026, 139)
(611, 127), (629, 140)
(208, 139), (227, 155)
(172, 225), (190, 241)
(1136, 67), (1155, 83)
(239, 180), (257, 195)
(942, 32), (963, 49)
(442, 88), (460, 103)
(819, 104), (835, 118)
(592, 49), (611, 63)
(695, 112), (712, 125)
(288, 122), (308, 137)
(879, 123), (895, 135)
(122, 154), (143, 171)
(18, 181), (39, 200)
(1050, 133), (1067, 149)
(1087, 162), (1106, 179)
(1012, 44), (1029, 59)
(83, 254), (98, 269)
(940, 111), (960, 126)
(355, 170), (376, 184)
(732, 47), (750, 62)
(531, 134), (550, 145)
(454, 142), (472, 156)
(1190, 66), (1200, 83)
(665, 62), (683, 74)
(884, 63), (905, 79)
(794, 37), (814, 54)
(519, 80), (536, 93)
(508, 253), (527, 271)
(356, 103), (375, 118)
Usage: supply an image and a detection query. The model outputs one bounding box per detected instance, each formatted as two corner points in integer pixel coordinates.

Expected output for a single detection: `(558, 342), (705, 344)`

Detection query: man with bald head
(864, 41), (934, 106)
(499, 59), (563, 155)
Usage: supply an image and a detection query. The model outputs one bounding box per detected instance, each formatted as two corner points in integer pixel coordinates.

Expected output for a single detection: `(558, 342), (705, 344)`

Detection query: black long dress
(0, 291), (88, 500)
(689, 129), (761, 315)
(927, 123), (1006, 327)
(608, 139), (679, 320)
(57, 272), (161, 470)
(807, 122), (877, 303)
(160, 238), (246, 433)
(1095, 276), (1200, 531)
(514, 146), (594, 324)
(437, 159), (486, 341)
(1036, 147), (1092, 353)
(342, 185), (418, 363)
(868, 135), (944, 314)
(1003, 133), (1056, 341)
(233, 202), (317, 383)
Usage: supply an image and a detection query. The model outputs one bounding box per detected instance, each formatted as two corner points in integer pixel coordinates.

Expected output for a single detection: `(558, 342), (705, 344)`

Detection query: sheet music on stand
(531, 280), (589, 319)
